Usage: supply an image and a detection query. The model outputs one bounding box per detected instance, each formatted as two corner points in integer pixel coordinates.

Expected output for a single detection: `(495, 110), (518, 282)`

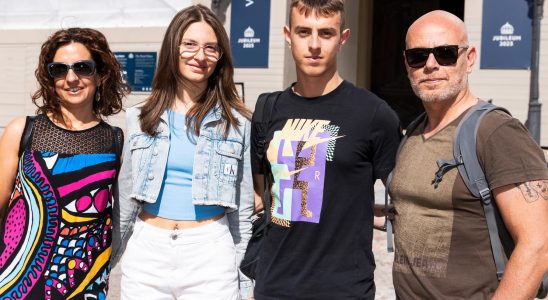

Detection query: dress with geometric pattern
(0, 114), (122, 300)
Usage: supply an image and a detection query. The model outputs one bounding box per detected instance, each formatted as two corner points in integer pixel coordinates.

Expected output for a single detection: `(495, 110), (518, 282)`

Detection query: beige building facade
(1, 0), (547, 144)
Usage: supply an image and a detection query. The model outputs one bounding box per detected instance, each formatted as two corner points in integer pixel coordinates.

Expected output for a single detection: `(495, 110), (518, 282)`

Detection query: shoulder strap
(19, 116), (36, 157)
(252, 91), (282, 233)
(253, 92), (281, 164)
(386, 111), (427, 189)
(254, 92), (281, 124)
(454, 101), (509, 197)
(112, 126), (123, 158)
(398, 112), (427, 157)
(385, 112), (427, 252)
(111, 126), (124, 174)
(453, 100), (511, 281)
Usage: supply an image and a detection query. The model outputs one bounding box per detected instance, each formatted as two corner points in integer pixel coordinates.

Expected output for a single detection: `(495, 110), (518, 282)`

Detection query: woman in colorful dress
(112, 5), (254, 300)
(0, 27), (129, 299)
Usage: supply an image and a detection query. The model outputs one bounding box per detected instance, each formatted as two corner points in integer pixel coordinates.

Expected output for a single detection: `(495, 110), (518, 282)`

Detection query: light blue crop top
(143, 110), (225, 220)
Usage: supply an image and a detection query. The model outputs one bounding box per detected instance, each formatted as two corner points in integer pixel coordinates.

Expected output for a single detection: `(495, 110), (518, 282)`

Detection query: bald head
(406, 10), (468, 47)
(404, 10), (477, 105)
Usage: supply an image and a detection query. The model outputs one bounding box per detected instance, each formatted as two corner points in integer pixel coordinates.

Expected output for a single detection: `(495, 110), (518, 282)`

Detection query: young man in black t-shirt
(250, 1), (401, 299)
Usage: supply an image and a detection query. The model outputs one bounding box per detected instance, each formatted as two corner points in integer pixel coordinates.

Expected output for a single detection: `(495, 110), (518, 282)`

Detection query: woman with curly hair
(0, 27), (129, 299)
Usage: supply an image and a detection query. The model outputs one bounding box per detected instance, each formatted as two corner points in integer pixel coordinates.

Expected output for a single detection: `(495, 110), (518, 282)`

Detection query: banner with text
(480, 0), (532, 69)
(115, 52), (157, 92)
(230, 0), (270, 68)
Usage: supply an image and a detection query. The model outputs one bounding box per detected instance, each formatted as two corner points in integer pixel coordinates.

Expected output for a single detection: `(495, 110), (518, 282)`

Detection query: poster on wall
(480, 0), (532, 69)
(114, 52), (157, 92)
(230, 0), (270, 68)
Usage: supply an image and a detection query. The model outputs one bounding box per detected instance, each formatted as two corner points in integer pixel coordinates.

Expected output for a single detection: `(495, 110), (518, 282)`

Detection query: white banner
(0, 0), (192, 29)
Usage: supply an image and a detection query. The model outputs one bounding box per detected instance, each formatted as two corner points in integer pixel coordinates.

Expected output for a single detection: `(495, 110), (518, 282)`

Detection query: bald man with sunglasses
(389, 10), (548, 299)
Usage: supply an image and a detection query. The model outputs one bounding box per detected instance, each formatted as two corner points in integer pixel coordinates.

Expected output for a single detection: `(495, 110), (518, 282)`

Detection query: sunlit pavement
(373, 181), (396, 300)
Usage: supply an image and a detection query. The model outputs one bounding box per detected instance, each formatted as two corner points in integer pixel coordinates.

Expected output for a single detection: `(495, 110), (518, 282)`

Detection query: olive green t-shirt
(390, 109), (548, 299)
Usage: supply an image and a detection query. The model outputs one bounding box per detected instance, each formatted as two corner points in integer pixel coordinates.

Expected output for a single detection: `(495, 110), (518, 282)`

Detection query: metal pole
(210, 0), (230, 24)
(211, 0), (221, 15)
(527, 0), (544, 143)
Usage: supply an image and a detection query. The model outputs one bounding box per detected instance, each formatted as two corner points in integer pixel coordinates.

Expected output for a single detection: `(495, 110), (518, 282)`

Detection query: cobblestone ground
(373, 229), (396, 300)
(373, 182), (396, 300)
(108, 265), (121, 300)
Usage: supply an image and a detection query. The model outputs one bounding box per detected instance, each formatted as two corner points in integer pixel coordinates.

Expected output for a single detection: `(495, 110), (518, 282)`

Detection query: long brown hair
(140, 4), (250, 137)
(32, 28), (130, 120)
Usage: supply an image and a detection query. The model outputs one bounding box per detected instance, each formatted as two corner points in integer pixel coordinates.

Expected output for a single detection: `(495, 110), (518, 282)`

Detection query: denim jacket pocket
(215, 140), (243, 184)
(129, 134), (154, 173)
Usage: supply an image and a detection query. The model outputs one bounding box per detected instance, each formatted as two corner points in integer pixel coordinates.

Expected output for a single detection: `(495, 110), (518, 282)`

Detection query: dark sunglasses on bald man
(404, 45), (468, 68)
(47, 60), (96, 78)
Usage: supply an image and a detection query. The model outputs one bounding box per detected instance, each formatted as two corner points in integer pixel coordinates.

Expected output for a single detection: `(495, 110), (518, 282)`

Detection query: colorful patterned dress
(0, 115), (122, 300)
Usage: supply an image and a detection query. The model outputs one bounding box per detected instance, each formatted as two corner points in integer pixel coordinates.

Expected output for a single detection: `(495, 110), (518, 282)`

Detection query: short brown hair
(32, 28), (130, 120)
(289, 0), (345, 30)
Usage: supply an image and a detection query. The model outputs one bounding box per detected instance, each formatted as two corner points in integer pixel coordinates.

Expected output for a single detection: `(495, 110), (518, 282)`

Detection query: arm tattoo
(516, 180), (548, 203)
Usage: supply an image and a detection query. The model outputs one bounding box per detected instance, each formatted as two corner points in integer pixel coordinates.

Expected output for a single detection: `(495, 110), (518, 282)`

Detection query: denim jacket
(112, 104), (254, 298)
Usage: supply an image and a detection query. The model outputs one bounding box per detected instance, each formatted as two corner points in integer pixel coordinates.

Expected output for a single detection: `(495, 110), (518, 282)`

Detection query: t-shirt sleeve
(370, 102), (402, 180)
(478, 111), (548, 190)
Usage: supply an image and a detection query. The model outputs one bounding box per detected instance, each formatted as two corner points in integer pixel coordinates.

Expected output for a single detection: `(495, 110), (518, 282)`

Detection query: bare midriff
(139, 210), (224, 230)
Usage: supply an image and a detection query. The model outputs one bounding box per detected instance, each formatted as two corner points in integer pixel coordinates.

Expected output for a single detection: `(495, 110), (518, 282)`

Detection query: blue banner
(230, 0), (270, 68)
(480, 0), (532, 69)
(114, 52), (157, 92)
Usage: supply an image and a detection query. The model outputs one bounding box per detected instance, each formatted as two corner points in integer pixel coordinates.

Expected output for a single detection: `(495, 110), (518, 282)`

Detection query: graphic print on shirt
(0, 150), (115, 300)
(267, 119), (343, 227)
(391, 132), (456, 279)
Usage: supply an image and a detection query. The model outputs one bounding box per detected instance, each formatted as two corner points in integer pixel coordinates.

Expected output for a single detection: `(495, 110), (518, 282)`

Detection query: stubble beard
(410, 75), (468, 104)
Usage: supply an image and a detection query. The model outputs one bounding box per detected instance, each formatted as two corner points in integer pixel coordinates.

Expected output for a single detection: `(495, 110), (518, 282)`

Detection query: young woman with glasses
(112, 5), (254, 300)
(0, 28), (129, 299)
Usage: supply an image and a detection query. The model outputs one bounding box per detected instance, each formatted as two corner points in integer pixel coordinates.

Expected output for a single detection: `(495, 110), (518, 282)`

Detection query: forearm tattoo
(516, 180), (548, 203)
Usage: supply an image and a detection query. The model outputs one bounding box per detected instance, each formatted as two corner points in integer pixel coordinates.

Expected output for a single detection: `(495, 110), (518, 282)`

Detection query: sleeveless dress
(0, 114), (122, 300)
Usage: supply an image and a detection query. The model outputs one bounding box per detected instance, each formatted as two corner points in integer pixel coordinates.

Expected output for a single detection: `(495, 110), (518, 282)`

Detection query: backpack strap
(254, 92), (281, 167)
(112, 126), (123, 158)
(385, 112), (427, 252)
(19, 116), (36, 157)
(111, 126), (124, 172)
(453, 100), (511, 281)
(251, 91), (282, 235)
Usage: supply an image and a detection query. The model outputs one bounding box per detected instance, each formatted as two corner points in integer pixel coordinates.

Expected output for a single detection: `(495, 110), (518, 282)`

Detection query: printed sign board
(480, 0), (532, 69)
(230, 0), (271, 68)
(115, 52), (157, 92)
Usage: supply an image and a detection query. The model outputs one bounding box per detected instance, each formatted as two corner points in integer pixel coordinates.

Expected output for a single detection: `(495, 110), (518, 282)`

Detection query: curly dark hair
(32, 28), (130, 119)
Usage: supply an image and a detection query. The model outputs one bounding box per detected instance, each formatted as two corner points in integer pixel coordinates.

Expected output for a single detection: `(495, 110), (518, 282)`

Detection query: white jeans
(120, 216), (240, 300)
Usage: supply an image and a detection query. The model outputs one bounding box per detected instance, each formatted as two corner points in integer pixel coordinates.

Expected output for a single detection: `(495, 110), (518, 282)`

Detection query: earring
(95, 89), (101, 102)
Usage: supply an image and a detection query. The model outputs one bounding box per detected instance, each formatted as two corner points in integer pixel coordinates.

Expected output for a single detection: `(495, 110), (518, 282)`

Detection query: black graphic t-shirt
(251, 81), (401, 299)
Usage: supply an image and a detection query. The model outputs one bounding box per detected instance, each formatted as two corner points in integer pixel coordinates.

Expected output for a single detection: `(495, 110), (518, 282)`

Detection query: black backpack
(386, 101), (548, 298)
(239, 91), (281, 279)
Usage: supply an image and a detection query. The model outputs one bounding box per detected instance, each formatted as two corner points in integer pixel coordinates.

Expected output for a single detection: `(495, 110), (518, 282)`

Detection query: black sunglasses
(404, 45), (468, 68)
(47, 60), (96, 78)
